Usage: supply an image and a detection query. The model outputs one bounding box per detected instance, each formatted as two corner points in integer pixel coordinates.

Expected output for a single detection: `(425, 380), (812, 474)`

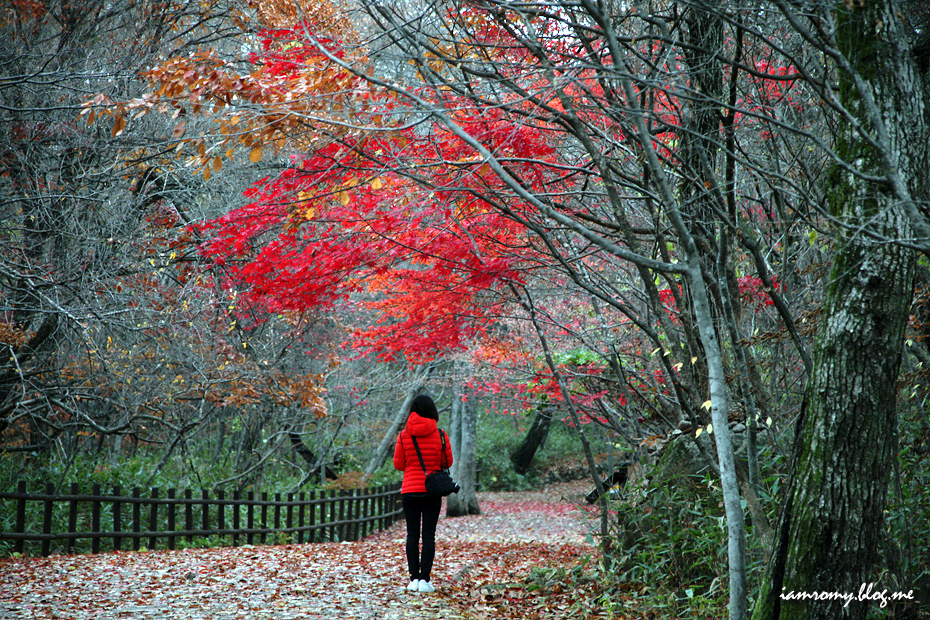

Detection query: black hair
(410, 394), (439, 420)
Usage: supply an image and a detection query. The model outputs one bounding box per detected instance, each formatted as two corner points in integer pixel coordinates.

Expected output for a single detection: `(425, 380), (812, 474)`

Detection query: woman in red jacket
(393, 394), (454, 593)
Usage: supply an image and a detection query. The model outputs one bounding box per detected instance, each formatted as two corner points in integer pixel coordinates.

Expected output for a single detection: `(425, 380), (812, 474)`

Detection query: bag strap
(438, 429), (447, 469)
(410, 429), (447, 473)
(410, 434), (428, 474)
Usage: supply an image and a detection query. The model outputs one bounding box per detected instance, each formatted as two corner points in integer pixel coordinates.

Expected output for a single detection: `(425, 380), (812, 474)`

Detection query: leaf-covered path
(0, 482), (606, 620)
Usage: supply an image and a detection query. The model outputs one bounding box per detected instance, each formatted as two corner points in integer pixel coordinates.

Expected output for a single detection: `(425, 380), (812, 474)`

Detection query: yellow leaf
(338, 191), (350, 206)
(249, 145), (262, 163)
(701, 400), (712, 410)
(371, 177), (383, 190)
(696, 427), (703, 438)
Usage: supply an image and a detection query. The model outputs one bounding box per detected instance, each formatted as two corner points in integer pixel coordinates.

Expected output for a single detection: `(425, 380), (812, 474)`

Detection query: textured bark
(758, 218), (914, 620)
(753, 2), (927, 618)
(446, 370), (480, 517)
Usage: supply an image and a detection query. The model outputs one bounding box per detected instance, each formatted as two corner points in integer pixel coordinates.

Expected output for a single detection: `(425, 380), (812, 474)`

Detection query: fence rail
(0, 480), (403, 557)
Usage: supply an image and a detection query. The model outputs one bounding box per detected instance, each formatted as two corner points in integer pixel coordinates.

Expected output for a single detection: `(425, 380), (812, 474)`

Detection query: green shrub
(583, 444), (776, 618)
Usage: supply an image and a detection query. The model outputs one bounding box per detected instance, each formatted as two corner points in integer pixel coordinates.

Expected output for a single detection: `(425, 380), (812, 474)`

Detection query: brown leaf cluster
(83, 0), (371, 181)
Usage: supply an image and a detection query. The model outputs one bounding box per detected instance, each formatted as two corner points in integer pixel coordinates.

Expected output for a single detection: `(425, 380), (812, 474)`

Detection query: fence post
(148, 488), (159, 550)
(392, 483), (401, 526)
(337, 490), (347, 542)
(329, 490), (339, 542)
(358, 488), (372, 539)
(286, 492), (294, 539)
(297, 492), (305, 544)
(308, 490), (316, 543)
(185, 489), (194, 543)
(167, 489), (176, 551)
(232, 491), (241, 547)
(273, 492), (282, 542)
(14, 480), (26, 555)
(364, 488), (372, 538)
(217, 489), (225, 544)
(260, 492), (268, 544)
(247, 491), (255, 546)
(201, 489), (210, 537)
(351, 489), (361, 541)
(67, 483), (79, 554)
(91, 483), (102, 554)
(41, 482), (55, 557)
(132, 487), (141, 551)
(374, 484), (386, 528)
(381, 484), (389, 530)
(113, 484), (123, 552)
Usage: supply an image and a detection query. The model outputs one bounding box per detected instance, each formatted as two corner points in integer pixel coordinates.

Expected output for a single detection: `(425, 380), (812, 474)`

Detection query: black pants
(402, 493), (442, 582)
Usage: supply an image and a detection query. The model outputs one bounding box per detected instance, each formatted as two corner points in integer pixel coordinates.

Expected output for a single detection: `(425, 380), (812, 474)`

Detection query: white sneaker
(418, 580), (435, 593)
(406, 579), (420, 591)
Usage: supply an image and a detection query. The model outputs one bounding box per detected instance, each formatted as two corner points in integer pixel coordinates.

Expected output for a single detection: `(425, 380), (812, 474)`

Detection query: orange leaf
(111, 114), (126, 137)
(249, 146), (262, 163)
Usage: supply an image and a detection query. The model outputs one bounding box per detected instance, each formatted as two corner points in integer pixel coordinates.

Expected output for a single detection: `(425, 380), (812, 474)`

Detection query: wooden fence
(0, 481), (403, 557)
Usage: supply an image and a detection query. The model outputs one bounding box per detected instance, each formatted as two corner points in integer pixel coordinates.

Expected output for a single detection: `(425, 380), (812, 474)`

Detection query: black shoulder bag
(410, 429), (460, 497)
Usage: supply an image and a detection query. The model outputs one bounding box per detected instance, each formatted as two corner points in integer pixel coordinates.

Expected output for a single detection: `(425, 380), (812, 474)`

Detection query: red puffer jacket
(393, 412), (454, 495)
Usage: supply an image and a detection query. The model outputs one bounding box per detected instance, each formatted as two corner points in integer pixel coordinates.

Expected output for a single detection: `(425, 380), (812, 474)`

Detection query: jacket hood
(405, 412), (438, 437)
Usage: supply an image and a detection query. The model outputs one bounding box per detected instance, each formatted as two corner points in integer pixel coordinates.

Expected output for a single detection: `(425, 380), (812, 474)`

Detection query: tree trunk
(752, 201), (915, 620)
(289, 432), (337, 481)
(447, 363), (480, 517)
(753, 3), (926, 618)
(509, 407), (552, 475)
(674, 2), (749, 615)
(365, 364), (434, 474)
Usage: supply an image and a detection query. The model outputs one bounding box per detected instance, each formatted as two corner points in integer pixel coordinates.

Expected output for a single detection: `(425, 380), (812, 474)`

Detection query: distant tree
(0, 0), (333, 489)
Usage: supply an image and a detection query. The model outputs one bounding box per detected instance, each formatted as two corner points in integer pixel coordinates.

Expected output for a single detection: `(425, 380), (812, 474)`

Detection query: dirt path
(0, 482), (602, 620)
